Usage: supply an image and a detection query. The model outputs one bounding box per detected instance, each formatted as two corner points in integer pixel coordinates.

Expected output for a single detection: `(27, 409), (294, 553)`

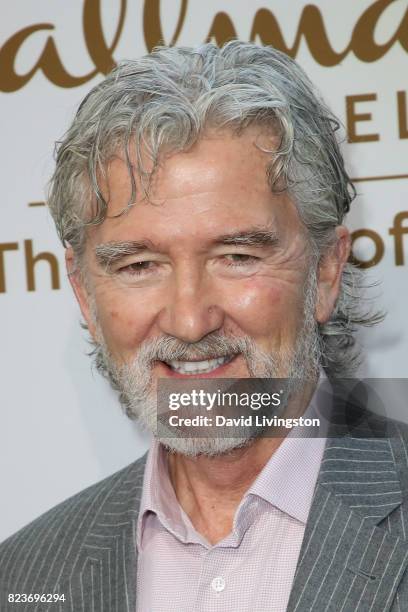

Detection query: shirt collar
(245, 374), (330, 523)
(137, 373), (331, 548)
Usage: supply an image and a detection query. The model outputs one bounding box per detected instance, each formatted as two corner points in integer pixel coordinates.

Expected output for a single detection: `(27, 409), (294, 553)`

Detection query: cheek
(227, 279), (283, 326)
(235, 281), (282, 310)
(225, 278), (304, 339)
(94, 291), (156, 355)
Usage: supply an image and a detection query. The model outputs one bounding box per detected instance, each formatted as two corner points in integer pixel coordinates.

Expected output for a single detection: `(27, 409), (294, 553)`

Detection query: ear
(315, 226), (351, 324)
(65, 246), (98, 341)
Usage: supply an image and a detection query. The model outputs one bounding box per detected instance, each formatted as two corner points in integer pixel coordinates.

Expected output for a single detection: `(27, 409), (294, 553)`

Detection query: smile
(164, 355), (234, 375)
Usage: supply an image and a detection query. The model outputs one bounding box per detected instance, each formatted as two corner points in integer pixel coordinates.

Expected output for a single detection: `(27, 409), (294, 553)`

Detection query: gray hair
(47, 41), (381, 378)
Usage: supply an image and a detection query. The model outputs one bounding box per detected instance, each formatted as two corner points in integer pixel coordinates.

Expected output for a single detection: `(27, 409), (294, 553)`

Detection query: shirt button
(211, 576), (226, 592)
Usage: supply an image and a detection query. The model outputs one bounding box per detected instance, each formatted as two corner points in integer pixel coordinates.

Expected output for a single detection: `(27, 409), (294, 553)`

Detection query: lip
(156, 354), (240, 378)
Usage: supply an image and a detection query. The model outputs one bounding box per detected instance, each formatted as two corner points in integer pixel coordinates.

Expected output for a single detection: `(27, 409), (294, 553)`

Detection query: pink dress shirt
(136, 385), (329, 612)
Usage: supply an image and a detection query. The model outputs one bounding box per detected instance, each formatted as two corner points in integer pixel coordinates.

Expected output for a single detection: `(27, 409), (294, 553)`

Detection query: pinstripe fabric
(286, 389), (408, 612)
(0, 459), (147, 612)
(2, 391), (408, 611)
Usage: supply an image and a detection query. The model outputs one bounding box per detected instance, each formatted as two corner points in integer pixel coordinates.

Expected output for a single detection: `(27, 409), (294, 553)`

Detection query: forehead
(87, 127), (304, 247)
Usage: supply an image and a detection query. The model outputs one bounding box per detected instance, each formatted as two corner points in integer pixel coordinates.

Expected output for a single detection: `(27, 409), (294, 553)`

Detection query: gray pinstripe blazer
(2, 395), (408, 611)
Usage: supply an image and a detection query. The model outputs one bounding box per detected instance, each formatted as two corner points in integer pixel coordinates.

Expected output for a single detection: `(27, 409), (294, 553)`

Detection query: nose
(157, 264), (225, 343)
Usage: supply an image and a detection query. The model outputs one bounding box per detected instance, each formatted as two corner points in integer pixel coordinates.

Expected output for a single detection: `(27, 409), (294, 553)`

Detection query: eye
(223, 254), (260, 266)
(117, 261), (157, 276)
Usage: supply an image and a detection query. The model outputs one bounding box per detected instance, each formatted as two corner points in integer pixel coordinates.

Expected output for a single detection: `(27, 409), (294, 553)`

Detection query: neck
(167, 437), (283, 544)
(166, 379), (317, 544)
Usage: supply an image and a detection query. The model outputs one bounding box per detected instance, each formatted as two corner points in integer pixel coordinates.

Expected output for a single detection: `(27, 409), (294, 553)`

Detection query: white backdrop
(1, 0), (407, 542)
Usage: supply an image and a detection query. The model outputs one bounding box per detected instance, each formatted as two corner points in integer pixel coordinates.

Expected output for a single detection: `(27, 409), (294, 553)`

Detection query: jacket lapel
(287, 397), (408, 612)
(63, 455), (147, 612)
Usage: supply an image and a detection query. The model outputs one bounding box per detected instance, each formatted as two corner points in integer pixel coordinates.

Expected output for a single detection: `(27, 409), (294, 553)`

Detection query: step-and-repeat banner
(1, 0), (407, 540)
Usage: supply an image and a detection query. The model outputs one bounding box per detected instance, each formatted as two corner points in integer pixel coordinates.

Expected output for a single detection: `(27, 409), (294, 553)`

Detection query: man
(1, 41), (408, 611)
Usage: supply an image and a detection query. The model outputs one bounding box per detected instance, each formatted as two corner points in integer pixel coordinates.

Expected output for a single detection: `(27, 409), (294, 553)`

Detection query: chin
(157, 433), (258, 457)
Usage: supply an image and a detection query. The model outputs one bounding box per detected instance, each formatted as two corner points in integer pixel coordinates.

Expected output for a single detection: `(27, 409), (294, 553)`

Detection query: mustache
(134, 333), (256, 364)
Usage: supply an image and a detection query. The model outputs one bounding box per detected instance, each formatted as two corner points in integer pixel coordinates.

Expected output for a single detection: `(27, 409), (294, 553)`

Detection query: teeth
(166, 355), (232, 374)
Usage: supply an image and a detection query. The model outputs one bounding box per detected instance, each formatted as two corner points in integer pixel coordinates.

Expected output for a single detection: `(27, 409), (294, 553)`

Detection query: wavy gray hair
(47, 41), (381, 378)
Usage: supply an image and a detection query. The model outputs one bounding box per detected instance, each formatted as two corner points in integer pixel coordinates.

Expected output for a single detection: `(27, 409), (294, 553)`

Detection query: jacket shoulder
(386, 416), (408, 480)
(0, 454), (147, 602)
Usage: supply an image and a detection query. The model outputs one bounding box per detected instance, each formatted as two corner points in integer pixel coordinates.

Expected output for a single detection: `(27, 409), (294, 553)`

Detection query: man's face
(68, 127), (348, 454)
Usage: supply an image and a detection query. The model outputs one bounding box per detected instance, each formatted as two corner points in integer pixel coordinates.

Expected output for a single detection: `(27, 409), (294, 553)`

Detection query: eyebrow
(94, 241), (154, 268)
(94, 228), (280, 268)
(214, 229), (280, 248)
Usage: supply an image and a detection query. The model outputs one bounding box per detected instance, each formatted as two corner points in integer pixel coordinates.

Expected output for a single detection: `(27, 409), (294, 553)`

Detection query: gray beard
(92, 267), (322, 457)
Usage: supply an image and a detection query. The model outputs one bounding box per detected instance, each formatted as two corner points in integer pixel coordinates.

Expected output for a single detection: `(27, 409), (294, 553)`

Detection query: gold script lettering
(143, 0), (188, 51)
(211, 0), (408, 67)
(1, 0), (407, 92)
(206, 12), (238, 46)
(0, 0), (126, 92)
(351, 0), (408, 61)
(249, 5), (344, 66)
(83, 0), (126, 74)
